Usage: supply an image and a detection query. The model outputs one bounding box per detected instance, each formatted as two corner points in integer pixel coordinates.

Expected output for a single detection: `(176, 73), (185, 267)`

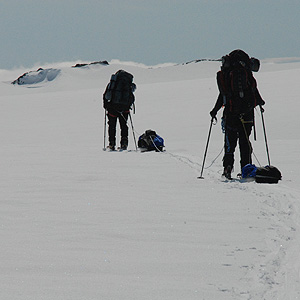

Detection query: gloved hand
(259, 99), (265, 113)
(210, 109), (217, 119)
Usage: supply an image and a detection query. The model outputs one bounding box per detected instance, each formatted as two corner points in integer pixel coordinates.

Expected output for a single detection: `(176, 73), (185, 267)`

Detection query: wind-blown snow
(0, 59), (300, 299)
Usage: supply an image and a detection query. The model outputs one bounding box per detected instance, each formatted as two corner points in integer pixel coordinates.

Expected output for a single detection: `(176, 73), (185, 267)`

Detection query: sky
(1, 0), (300, 70)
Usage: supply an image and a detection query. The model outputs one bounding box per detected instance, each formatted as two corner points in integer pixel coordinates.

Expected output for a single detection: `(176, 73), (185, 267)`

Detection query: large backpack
(103, 70), (135, 111)
(217, 50), (260, 116)
(242, 164), (282, 184)
(138, 130), (164, 152)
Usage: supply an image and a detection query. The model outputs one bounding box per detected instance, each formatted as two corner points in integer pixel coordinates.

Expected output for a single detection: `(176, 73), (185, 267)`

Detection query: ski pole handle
(259, 105), (265, 113)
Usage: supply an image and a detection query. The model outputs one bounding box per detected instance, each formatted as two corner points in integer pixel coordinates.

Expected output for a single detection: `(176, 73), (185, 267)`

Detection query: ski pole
(129, 112), (138, 151)
(103, 109), (107, 150)
(253, 113), (257, 141)
(198, 118), (215, 179)
(260, 106), (271, 165)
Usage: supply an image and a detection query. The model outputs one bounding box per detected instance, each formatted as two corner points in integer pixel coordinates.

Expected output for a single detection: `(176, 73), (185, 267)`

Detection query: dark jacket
(211, 72), (265, 127)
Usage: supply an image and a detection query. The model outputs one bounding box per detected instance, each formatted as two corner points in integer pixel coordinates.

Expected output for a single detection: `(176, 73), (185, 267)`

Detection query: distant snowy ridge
(10, 58), (221, 85)
(10, 56), (300, 86)
(11, 60), (109, 85)
(71, 60), (109, 68)
(11, 68), (61, 85)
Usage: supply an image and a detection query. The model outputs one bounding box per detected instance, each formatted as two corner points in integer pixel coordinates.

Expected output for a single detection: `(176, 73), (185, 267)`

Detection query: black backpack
(255, 165), (282, 184)
(138, 130), (164, 152)
(217, 50), (260, 116)
(242, 164), (282, 184)
(103, 70), (136, 111)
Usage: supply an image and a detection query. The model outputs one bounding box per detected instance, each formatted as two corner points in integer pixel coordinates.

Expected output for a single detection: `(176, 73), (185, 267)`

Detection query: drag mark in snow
(164, 152), (202, 172)
(209, 176), (300, 298)
(246, 187), (300, 298)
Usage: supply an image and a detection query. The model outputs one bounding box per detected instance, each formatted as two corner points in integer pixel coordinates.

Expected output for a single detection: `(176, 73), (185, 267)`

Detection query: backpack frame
(217, 50), (259, 116)
(103, 70), (135, 110)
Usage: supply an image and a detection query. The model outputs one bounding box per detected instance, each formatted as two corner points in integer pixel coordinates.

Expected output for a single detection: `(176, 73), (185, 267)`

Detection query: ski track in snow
(164, 149), (300, 299)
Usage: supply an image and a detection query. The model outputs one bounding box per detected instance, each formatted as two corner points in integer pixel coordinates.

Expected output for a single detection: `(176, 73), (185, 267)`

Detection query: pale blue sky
(1, 0), (299, 69)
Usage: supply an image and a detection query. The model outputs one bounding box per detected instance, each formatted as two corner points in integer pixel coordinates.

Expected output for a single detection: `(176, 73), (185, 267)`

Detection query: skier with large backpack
(103, 70), (136, 150)
(209, 49), (265, 179)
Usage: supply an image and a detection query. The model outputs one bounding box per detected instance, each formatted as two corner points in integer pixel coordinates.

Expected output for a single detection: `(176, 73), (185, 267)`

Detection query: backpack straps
(216, 70), (228, 106)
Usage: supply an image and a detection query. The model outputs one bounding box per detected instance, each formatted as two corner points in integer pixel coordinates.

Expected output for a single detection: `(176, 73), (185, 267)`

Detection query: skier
(103, 70), (136, 151)
(210, 50), (265, 179)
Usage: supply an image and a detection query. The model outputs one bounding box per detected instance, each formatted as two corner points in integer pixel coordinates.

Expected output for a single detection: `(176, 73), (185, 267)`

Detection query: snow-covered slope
(1, 59), (300, 299)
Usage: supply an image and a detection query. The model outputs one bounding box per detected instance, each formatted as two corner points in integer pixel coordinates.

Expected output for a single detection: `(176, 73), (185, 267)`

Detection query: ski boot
(107, 144), (115, 151)
(120, 138), (128, 151)
(222, 166), (232, 180)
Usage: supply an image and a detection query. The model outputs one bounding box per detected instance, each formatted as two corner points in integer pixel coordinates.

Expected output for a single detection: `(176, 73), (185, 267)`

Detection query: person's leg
(119, 112), (129, 149)
(223, 127), (238, 177)
(239, 124), (253, 170)
(107, 113), (117, 149)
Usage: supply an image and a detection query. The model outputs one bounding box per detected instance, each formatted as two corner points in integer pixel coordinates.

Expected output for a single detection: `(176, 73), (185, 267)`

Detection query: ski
(221, 176), (255, 183)
(103, 147), (135, 153)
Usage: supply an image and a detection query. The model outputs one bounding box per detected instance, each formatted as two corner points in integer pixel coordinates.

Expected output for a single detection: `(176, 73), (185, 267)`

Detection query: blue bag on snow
(242, 164), (282, 184)
(242, 164), (257, 178)
(138, 129), (164, 152)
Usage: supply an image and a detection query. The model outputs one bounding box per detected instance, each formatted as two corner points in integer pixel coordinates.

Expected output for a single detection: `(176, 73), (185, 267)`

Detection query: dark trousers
(107, 111), (129, 147)
(223, 123), (252, 171)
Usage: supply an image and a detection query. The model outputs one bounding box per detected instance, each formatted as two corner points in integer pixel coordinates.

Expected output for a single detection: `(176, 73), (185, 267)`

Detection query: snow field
(1, 59), (300, 299)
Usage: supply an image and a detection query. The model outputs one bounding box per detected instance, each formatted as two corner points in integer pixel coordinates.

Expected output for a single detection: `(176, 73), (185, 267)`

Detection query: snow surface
(1, 59), (300, 299)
